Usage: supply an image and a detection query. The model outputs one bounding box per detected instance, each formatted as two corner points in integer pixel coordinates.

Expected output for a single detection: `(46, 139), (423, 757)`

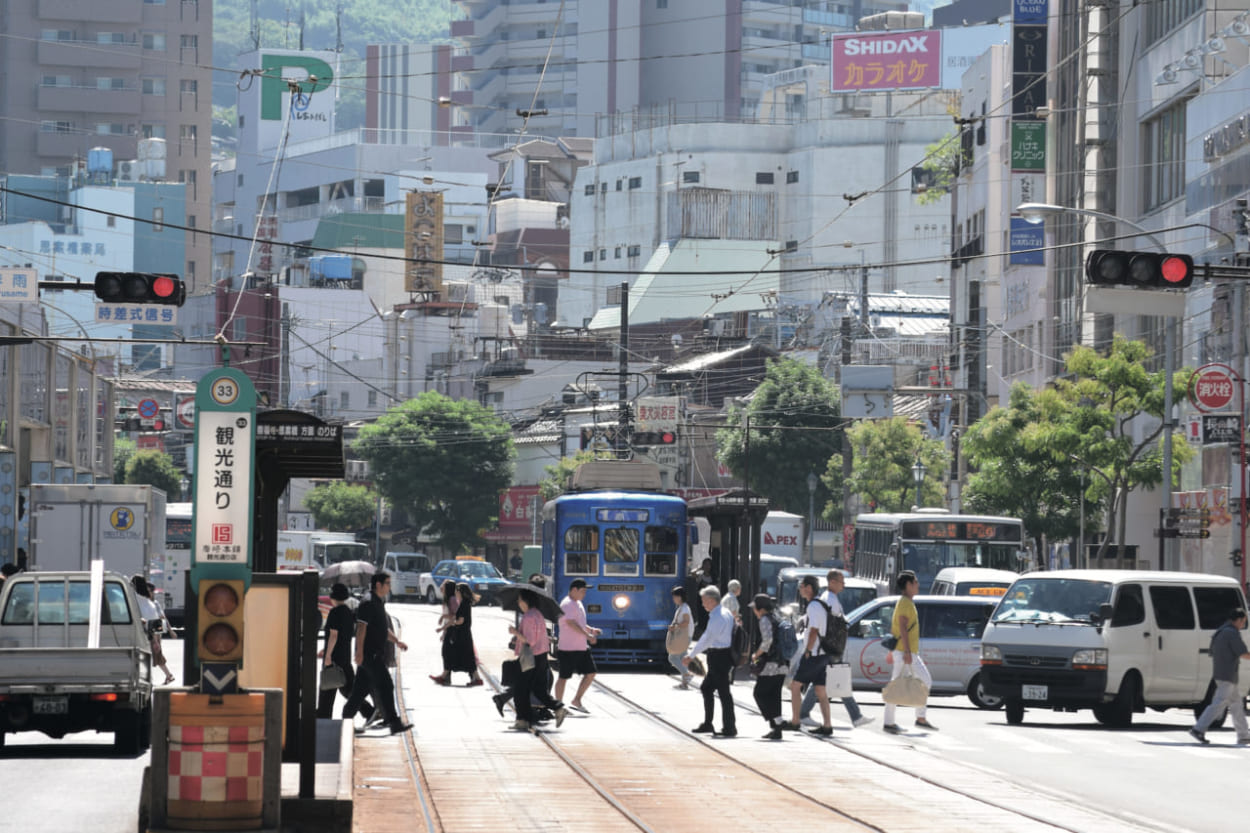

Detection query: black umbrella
(497, 582), (563, 623)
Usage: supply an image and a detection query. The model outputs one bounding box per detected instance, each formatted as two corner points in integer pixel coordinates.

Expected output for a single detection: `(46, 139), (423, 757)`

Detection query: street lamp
(1016, 202), (1167, 251)
(911, 457), (926, 510)
(806, 471), (818, 565)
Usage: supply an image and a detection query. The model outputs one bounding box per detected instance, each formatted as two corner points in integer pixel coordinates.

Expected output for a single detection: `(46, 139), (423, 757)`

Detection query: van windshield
(394, 556), (426, 573)
(992, 578), (1112, 624)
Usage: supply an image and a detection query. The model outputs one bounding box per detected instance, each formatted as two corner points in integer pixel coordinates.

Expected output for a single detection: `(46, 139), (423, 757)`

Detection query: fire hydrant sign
(191, 369), (257, 587)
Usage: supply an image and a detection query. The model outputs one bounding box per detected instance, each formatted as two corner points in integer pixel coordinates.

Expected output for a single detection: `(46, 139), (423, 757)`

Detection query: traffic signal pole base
(146, 688), (282, 832)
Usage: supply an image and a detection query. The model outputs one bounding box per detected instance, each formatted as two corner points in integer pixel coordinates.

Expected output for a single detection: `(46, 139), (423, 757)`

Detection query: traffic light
(94, 271), (186, 306)
(1084, 250), (1195, 289)
(196, 579), (245, 663)
(632, 430), (677, 448)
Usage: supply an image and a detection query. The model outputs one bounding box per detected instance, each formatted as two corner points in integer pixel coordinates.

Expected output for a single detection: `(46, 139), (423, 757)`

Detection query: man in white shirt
(799, 570), (873, 727)
(683, 586), (737, 737)
(786, 575), (833, 735)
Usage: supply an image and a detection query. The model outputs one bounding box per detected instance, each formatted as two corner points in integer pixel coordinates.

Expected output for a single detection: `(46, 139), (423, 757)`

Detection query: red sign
(136, 434), (165, 451)
(831, 30), (941, 92)
(1190, 363), (1238, 413)
(498, 486), (542, 532)
(212, 524), (233, 545)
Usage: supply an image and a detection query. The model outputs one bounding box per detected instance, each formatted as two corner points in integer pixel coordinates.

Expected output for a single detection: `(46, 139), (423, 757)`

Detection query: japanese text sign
(192, 369), (257, 583)
(0, 268), (37, 303)
(831, 31), (941, 92)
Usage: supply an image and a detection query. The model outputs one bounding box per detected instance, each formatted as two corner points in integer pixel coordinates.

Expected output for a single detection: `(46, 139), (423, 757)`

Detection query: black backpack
(729, 621), (751, 667)
(813, 598), (848, 658)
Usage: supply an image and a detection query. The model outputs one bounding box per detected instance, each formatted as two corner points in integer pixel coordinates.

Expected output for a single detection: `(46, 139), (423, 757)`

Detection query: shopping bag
(824, 662), (852, 698)
(882, 665), (929, 707)
(666, 628), (691, 655)
(519, 645), (536, 673)
(319, 663), (347, 691)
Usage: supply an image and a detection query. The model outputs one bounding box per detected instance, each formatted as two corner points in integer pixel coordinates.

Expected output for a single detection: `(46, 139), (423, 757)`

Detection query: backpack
(729, 621), (751, 667)
(768, 614), (799, 663)
(813, 599), (848, 658)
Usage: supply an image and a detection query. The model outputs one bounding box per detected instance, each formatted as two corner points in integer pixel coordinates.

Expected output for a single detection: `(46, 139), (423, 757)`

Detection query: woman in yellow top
(883, 570), (938, 734)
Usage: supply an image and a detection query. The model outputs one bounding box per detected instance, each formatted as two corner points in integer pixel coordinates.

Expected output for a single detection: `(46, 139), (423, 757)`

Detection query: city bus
(851, 510), (1030, 595)
(159, 502), (194, 629)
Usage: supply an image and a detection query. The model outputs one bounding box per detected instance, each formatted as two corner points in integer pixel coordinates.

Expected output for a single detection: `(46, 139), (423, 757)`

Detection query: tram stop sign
(1190, 363), (1237, 413)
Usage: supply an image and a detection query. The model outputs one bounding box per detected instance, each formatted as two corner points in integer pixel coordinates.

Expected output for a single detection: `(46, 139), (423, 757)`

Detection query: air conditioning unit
(345, 459), (370, 481)
(445, 282), (470, 303)
(116, 160), (138, 182)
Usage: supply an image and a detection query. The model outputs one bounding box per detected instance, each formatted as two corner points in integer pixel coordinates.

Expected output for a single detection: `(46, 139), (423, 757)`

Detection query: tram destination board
(901, 520), (1023, 542)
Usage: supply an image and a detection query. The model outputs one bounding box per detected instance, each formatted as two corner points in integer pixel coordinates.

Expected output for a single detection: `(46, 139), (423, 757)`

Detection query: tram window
(604, 528), (640, 576)
(565, 552), (598, 575)
(644, 526), (678, 575)
(565, 526), (599, 552)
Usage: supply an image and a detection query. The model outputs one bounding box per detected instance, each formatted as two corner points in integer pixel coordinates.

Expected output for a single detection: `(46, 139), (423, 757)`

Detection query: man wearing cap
(683, 585), (737, 737)
(555, 578), (601, 713)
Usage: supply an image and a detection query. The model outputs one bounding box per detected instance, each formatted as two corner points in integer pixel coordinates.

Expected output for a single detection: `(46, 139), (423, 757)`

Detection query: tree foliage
(716, 358), (843, 519)
(306, 481), (377, 531)
(832, 417), (948, 515)
(123, 449), (183, 499)
(353, 392), (514, 552)
(914, 129), (962, 205)
(961, 383), (1098, 557)
(540, 449), (607, 501)
(113, 436), (137, 484)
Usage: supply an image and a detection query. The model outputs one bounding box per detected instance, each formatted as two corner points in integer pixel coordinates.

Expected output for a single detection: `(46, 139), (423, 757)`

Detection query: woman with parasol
(506, 586), (568, 731)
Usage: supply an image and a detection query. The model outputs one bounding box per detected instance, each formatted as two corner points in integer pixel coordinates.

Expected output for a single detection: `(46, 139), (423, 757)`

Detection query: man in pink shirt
(555, 578), (601, 712)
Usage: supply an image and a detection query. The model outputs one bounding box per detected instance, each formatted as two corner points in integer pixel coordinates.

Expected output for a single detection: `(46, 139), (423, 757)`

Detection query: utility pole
(618, 282), (630, 453)
(841, 315), (854, 548)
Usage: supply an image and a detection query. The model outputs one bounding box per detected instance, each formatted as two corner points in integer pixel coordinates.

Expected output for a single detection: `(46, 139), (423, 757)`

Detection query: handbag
(880, 635), (899, 651)
(882, 664), (929, 707)
(824, 662), (852, 698)
(666, 627), (691, 655)
(319, 663), (347, 691)
(519, 644), (536, 673)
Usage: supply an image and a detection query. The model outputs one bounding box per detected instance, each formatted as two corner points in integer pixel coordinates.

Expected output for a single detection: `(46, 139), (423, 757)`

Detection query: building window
(585, 183), (595, 196)
(600, 182), (607, 193)
(41, 29), (74, 42)
(180, 34), (198, 49)
(627, 245), (641, 258)
(142, 33), (166, 50)
(42, 75), (71, 87)
(628, 176), (642, 189)
(614, 246), (622, 259)
(583, 251), (594, 263)
(1143, 99), (1187, 211)
(97, 32), (126, 44)
(599, 249), (607, 260)
(616, 179), (623, 191)
(607, 285), (623, 305)
(658, 0), (668, 7)
(152, 207), (164, 232)
(784, 240), (798, 252)
(141, 78), (166, 96)
(340, 391), (350, 409)
(786, 170), (799, 184)
(97, 77), (126, 90)
(180, 80), (198, 111)
(140, 124), (166, 139)
(755, 172), (774, 184)
(1146, 0), (1202, 45)
(682, 170), (700, 184)
(107, 216), (116, 228)
(179, 124), (197, 155)
(40, 121), (74, 133)
(95, 123), (126, 135)
(368, 390), (378, 407)
(237, 174), (244, 186)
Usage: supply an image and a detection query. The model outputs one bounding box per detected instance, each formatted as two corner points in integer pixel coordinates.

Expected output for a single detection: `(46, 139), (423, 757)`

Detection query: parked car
(757, 553), (800, 597)
(776, 567), (878, 626)
(845, 594), (1002, 709)
(929, 567), (1019, 598)
(421, 559), (512, 605)
(382, 551), (432, 602)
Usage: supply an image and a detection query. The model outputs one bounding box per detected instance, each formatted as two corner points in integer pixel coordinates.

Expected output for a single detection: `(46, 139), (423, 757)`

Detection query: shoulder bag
(666, 609), (691, 655)
(319, 663), (347, 691)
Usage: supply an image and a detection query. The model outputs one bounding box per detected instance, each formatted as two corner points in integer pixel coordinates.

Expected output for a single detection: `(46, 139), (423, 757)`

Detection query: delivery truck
(28, 483), (167, 581)
(276, 530), (370, 571)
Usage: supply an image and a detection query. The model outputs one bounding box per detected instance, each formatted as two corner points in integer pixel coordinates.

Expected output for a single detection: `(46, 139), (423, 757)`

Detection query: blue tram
(542, 489), (690, 664)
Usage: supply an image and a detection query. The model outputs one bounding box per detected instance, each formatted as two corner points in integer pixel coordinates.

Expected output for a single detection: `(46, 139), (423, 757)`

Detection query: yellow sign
(969, 586), (1008, 596)
(404, 191), (444, 297)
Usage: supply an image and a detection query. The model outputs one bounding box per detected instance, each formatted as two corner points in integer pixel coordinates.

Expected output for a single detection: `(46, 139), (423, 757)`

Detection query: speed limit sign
(174, 393), (195, 431)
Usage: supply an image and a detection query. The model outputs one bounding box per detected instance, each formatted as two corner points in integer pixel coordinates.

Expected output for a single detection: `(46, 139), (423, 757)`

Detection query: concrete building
(447, 0), (907, 138)
(0, 0), (212, 292)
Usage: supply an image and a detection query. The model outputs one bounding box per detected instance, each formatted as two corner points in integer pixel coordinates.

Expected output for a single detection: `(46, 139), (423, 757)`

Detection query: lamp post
(806, 471), (818, 566)
(912, 457), (926, 510)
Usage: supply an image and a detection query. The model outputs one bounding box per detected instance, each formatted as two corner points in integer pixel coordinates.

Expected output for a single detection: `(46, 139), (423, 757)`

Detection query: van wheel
(1005, 698), (1025, 725)
(1099, 673), (1138, 728)
(967, 673), (1003, 709)
(1193, 682), (1227, 729)
(426, 586), (437, 604)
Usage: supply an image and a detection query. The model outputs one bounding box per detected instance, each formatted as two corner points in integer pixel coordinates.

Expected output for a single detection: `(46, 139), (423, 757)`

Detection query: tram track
(392, 625), (441, 833)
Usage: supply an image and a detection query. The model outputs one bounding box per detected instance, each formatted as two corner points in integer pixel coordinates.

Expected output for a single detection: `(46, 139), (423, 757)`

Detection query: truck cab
(383, 552), (431, 602)
(0, 570), (153, 753)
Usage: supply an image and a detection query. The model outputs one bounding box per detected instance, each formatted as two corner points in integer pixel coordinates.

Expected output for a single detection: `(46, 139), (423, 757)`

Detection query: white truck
(381, 551), (432, 602)
(28, 483), (166, 581)
(276, 530), (371, 571)
(761, 510), (805, 563)
(0, 569), (153, 753)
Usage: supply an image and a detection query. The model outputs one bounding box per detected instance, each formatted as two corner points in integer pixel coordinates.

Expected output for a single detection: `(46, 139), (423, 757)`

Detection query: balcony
(38, 85), (141, 114)
(451, 54), (474, 73)
(450, 89), (473, 105)
(38, 40), (141, 70)
(39, 0), (140, 22)
(36, 130), (87, 160)
(450, 19), (474, 37)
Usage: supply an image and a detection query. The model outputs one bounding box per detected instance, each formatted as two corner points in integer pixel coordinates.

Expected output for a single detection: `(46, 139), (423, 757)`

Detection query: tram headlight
(612, 594), (631, 612)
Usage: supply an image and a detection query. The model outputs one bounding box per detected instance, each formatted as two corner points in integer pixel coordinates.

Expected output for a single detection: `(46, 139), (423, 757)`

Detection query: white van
(929, 567), (1019, 598)
(382, 551), (432, 602)
(758, 553), (800, 597)
(979, 570), (1246, 727)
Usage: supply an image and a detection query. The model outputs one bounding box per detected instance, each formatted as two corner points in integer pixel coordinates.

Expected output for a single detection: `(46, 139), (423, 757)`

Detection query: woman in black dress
(446, 582), (484, 686)
(431, 580), (458, 685)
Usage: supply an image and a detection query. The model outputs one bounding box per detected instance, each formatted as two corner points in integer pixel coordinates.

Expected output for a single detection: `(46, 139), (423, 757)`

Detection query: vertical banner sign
(191, 368), (257, 591)
(404, 191), (444, 297)
(1011, 0), (1048, 173)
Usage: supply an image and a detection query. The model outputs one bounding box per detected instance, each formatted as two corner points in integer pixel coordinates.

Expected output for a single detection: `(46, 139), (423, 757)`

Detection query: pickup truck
(0, 570), (153, 754)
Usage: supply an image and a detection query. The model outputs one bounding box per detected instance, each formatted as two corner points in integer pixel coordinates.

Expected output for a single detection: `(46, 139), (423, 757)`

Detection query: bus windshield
(992, 578), (1112, 624)
(902, 542), (1019, 591)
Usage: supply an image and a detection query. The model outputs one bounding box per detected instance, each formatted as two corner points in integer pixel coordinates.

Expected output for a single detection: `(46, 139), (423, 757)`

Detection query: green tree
(305, 481), (377, 531)
(354, 392), (514, 552)
(961, 383), (1098, 558)
(833, 417), (947, 514)
(113, 436), (137, 484)
(914, 129), (963, 205)
(540, 449), (607, 501)
(123, 449), (183, 499)
(1025, 336), (1194, 560)
(716, 358), (844, 520)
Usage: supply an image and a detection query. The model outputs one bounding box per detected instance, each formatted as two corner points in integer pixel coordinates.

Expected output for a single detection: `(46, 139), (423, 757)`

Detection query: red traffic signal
(1084, 250), (1194, 289)
(632, 431), (677, 447)
(94, 271), (186, 306)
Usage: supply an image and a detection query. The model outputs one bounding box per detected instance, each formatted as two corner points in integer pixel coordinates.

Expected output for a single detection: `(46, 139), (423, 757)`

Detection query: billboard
(831, 31), (942, 92)
(404, 191), (444, 297)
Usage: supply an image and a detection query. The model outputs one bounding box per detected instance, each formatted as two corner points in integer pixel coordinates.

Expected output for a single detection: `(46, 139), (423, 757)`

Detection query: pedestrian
(451, 582), (484, 686)
(131, 575), (175, 685)
(318, 583), (369, 720)
(430, 579), (459, 685)
(342, 571), (412, 735)
(683, 585), (737, 737)
(1190, 606), (1250, 745)
(690, 556), (717, 636)
(508, 588), (568, 731)
(882, 570), (937, 734)
(722, 579), (742, 620)
(492, 574), (554, 719)
(555, 578), (601, 712)
(799, 569), (873, 728)
(748, 594), (789, 740)
(786, 575), (833, 736)
(667, 586), (696, 688)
